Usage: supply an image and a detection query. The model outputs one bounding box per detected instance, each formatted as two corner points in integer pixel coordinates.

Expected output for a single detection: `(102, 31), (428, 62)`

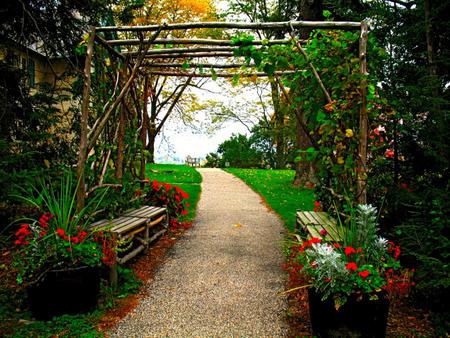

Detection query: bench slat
(296, 210), (342, 242)
(124, 206), (159, 218)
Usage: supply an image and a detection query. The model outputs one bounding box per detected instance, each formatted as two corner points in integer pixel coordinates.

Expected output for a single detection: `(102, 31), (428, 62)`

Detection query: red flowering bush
(144, 180), (191, 230)
(12, 213), (113, 285)
(288, 205), (412, 307)
(12, 174), (114, 285)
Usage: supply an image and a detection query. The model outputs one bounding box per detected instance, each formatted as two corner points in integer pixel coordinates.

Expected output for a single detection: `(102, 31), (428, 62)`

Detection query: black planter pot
(28, 265), (100, 320)
(308, 289), (390, 337)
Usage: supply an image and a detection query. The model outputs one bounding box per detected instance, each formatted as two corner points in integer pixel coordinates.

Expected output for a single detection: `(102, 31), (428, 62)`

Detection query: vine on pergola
(75, 20), (369, 213)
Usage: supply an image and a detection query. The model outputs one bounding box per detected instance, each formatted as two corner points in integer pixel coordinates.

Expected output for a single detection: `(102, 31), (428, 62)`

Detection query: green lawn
(146, 164), (202, 221)
(225, 168), (315, 231)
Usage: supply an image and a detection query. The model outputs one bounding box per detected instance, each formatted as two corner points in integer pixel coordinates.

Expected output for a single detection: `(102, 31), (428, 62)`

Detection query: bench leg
(109, 262), (118, 289)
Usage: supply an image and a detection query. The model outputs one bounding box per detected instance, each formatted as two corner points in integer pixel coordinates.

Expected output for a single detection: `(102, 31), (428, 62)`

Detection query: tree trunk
(270, 79), (286, 169)
(292, 109), (316, 187)
(147, 127), (156, 164)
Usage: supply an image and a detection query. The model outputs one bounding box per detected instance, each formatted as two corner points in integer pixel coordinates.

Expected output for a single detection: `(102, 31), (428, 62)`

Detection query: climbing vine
(232, 29), (388, 213)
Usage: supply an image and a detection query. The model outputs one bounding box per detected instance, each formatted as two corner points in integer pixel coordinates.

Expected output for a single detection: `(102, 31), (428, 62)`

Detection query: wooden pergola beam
(106, 38), (298, 47)
(96, 20), (361, 33)
(142, 52), (235, 59)
(122, 46), (246, 56)
(145, 70), (297, 77)
(94, 35), (125, 61)
(143, 63), (252, 69)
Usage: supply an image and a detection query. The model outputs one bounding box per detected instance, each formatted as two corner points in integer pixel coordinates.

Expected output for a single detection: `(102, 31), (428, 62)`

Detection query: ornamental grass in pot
(289, 205), (413, 337)
(12, 174), (114, 320)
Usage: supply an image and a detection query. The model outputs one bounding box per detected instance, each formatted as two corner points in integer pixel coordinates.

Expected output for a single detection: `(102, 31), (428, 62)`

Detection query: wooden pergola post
(76, 29), (95, 212)
(140, 76), (149, 188)
(357, 21), (369, 204)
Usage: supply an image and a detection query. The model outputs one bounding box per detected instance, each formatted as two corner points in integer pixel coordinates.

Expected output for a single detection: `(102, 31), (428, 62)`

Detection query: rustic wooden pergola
(76, 20), (368, 211)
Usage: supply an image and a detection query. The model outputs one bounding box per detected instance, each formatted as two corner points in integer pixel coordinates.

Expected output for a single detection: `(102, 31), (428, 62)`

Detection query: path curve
(110, 168), (288, 337)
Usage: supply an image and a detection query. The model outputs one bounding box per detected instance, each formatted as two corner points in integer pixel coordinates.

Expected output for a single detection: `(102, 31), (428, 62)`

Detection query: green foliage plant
(11, 172), (113, 285)
(289, 205), (410, 308)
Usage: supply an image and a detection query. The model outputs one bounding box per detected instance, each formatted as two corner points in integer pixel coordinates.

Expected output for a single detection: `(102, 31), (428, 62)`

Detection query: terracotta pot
(308, 288), (390, 337)
(27, 265), (100, 320)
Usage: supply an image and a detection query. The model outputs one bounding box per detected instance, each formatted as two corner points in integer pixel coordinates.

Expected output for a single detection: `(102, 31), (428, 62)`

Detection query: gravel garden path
(110, 168), (288, 337)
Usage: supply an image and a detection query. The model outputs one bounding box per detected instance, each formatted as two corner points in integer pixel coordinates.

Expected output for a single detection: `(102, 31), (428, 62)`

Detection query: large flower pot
(27, 266), (100, 320)
(308, 289), (390, 337)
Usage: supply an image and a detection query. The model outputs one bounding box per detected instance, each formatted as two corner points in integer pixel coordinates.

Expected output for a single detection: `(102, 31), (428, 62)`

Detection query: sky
(154, 78), (271, 163)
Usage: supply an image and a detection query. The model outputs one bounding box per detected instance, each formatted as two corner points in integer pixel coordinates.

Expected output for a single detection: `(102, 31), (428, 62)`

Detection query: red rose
(56, 228), (65, 238)
(311, 237), (322, 244)
(333, 243), (340, 249)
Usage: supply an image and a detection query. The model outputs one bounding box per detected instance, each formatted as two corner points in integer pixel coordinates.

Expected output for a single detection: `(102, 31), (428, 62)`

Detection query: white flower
(376, 236), (388, 250)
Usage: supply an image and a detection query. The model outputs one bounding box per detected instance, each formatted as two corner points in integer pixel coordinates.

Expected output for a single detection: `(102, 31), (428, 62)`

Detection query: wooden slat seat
(91, 205), (168, 286)
(296, 210), (343, 242)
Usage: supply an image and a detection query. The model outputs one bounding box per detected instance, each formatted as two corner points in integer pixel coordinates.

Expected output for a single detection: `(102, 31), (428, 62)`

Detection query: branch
(155, 77), (193, 134)
(87, 27), (163, 151)
(274, 75), (317, 148)
(289, 23), (332, 104)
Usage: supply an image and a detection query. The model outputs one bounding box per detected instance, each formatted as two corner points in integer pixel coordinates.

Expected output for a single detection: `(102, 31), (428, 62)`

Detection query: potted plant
(290, 205), (412, 337)
(12, 174), (113, 320)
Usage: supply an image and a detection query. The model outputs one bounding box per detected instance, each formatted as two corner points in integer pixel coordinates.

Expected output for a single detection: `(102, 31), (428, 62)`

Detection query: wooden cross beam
(105, 38), (299, 47)
(96, 20), (361, 33)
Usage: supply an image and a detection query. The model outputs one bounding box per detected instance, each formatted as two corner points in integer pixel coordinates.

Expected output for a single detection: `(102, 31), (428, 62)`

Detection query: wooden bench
(296, 210), (342, 242)
(91, 205), (168, 286)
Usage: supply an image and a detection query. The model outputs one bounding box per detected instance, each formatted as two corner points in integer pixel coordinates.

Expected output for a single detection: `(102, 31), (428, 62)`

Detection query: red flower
(319, 229), (328, 236)
(385, 149), (395, 159)
(344, 246), (356, 255)
(181, 210), (188, 216)
(346, 262), (358, 271)
(333, 243), (340, 249)
(314, 201), (321, 207)
(356, 248), (363, 253)
(311, 237), (322, 244)
(186, 202), (190, 207)
(358, 270), (370, 278)
(56, 228), (65, 238)
(79, 231), (87, 242)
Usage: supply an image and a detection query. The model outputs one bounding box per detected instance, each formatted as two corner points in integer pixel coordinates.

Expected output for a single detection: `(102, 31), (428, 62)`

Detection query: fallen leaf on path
(233, 223), (242, 228)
